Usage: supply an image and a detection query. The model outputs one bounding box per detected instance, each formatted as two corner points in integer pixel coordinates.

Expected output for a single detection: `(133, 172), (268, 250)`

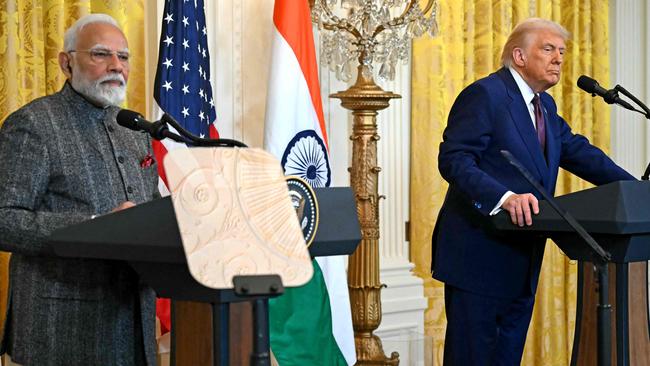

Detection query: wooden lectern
(492, 180), (650, 365)
(49, 187), (361, 365)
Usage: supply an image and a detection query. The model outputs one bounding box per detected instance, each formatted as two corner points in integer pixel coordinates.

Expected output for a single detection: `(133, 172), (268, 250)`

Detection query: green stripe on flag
(270, 260), (348, 366)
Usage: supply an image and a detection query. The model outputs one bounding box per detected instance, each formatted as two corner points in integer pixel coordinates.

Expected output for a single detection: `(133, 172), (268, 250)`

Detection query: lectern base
(172, 301), (253, 366)
(572, 262), (650, 365)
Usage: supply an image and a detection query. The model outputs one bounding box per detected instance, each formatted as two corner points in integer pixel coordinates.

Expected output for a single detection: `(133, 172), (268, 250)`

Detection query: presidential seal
(286, 176), (319, 247)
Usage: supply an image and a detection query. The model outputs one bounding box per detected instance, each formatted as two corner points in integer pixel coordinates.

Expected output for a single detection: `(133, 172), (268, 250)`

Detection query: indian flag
(264, 0), (356, 365)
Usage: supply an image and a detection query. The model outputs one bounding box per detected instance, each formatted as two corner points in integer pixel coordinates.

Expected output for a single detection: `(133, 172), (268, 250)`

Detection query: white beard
(71, 72), (126, 107)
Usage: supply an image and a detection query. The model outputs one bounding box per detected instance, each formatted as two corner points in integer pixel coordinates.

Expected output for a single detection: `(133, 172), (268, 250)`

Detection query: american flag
(154, 0), (218, 141)
(153, 0), (218, 335)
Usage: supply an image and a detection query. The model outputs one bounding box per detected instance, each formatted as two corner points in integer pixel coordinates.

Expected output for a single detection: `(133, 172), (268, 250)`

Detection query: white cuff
(489, 191), (515, 216)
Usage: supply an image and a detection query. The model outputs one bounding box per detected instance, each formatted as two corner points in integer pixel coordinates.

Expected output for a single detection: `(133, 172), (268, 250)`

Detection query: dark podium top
(49, 186), (361, 302)
(491, 181), (650, 263)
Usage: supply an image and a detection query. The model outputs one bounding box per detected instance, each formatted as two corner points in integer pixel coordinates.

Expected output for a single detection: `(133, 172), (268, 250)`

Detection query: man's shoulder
(455, 69), (509, 104)
(472, 69), (509, 92)
(18, 89), (65, 113)
(2, 88), (67, 128)
(8, 88), (64, 115)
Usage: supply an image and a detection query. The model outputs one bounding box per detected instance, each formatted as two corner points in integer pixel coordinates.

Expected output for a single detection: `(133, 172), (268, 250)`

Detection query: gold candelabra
(311, 1), (437, 364)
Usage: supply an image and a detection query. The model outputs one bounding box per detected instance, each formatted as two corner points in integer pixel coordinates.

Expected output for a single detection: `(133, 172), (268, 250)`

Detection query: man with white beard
(0, 14), (159, 366)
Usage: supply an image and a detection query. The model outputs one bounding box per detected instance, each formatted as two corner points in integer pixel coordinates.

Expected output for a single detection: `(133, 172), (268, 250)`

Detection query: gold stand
(332, 64), (400, 365)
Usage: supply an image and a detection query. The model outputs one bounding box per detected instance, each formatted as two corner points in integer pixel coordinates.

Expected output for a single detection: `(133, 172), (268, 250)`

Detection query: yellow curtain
(410, 1), (611, 364)
(0, 0), (145, 337)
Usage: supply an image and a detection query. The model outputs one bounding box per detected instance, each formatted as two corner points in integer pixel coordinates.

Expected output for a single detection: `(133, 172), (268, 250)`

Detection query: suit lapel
(497, 69), (549, 185)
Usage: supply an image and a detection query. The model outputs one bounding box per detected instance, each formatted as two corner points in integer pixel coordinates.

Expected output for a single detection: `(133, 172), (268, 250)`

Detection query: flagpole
(331, 62), (400, 366)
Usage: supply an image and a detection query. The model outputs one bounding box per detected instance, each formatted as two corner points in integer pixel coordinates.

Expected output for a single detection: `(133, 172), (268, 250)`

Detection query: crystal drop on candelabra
(405, 20), (416, 38)
(388, 63), (396, 80)
(335, 65), (343, 81)
(336, 61), (352, 82)
(340, 0), (353, 8)
(378, 5), (390, 23)
(389, 48), (398, 63)
(361, 63), (373, 80)
(429, 18), (439, 37)
(328, 48), (338, 72)
(378, 61), (390, 82)
(362, 18), (371, 36)
(343, 59), (353, 81)
(332, 46), (342, 65)
(312, 0), (439, 82)
(406, 19), (426, 38)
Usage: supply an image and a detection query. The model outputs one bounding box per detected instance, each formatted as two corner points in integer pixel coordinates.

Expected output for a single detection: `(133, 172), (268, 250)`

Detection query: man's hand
(111, 201), (135, 213)
(501, 193), (539, 227)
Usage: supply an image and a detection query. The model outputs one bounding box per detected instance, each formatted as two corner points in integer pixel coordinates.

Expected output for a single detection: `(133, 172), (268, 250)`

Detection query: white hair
(501, 18), (570, 68)
(63, 14), (120, 52)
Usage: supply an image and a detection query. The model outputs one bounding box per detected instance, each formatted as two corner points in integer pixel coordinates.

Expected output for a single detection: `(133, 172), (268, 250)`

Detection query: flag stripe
(269, 263), (348, 365)
(315, 256), (356, 365)
(272, 0), (328, 148)
(264, 28), (323, 160)
(152, 140), (169, 187)
(209, 123), (219, 139)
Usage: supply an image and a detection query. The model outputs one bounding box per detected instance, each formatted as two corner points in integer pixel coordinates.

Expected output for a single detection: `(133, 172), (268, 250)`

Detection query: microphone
(116, 109), (248, 147)
(577, 75), (635, 110)
(116, 109), (186, 143)
(116, 109), (155, 133)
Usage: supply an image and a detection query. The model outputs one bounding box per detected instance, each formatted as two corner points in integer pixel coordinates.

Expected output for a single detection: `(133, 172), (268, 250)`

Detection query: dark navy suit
(432, 68), (635, 365)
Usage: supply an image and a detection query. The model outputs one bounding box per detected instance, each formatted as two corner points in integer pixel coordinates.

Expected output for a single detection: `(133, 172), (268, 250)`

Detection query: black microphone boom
(577, 75), (635, 110)
(115, 109), (185, 142)
(116, 109), (247, 147)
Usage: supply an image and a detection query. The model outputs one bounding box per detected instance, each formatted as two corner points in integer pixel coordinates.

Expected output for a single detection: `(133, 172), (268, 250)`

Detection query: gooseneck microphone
(577, 75), (635, 110)
(116, 109), (155, 133)
(116, 109), (187, 143)
(116, 109), (248, 147)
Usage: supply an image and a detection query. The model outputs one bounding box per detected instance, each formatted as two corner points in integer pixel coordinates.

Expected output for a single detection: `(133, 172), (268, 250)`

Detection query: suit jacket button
(127, 186), (133, 194)
(475, 202), (482, 209)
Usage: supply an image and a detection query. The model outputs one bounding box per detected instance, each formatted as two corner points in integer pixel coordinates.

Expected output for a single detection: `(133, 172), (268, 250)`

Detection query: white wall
(610, 0), (649, 174)
(609, 0), (650, 322)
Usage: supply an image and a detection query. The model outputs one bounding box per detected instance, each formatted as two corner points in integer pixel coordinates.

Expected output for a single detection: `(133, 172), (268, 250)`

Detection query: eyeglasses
(69, 49), (130, 65)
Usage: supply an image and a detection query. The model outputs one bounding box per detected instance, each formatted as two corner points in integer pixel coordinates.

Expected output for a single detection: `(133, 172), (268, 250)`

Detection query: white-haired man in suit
(0, 14), (159, 366)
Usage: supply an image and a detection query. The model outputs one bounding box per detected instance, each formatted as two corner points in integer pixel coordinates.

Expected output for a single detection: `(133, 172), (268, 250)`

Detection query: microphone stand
(147, 120), (190, 144)
(500, 150), (613, 366)
(161, 114), (248, 148)
(144, 114), (248, 148)
(615, 85), (650, 120)
(609, 85), (650, 180)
